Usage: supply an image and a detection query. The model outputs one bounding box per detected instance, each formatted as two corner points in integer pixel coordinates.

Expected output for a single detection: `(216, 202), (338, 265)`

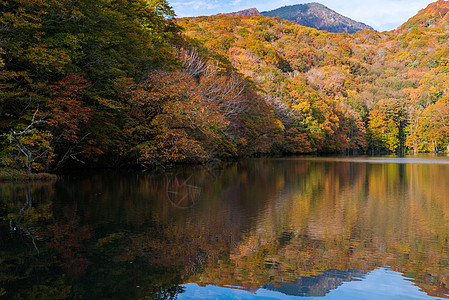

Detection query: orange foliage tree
(120, 70), (229, 166)
(44, 73), (92, 171)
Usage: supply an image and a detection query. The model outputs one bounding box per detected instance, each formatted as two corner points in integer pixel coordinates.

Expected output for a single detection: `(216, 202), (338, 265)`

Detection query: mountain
(401, 0), (449, 29)
(216, 8), (260, 17)
(261, 3), (375, 33)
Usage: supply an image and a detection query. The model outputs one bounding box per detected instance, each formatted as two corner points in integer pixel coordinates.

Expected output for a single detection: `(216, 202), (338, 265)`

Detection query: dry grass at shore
(0, 169), (57, 181)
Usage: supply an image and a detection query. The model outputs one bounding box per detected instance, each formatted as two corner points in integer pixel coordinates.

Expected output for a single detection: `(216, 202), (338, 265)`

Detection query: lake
(1, 155), (449, 299)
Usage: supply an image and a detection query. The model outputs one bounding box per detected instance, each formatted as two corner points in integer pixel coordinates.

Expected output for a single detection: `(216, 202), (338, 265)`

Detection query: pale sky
(169, 0), (437, 31)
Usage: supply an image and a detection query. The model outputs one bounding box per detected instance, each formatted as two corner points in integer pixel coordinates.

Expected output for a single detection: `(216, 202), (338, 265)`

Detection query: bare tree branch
(180, 48), (207, 77)
(9, 106), (46, 174)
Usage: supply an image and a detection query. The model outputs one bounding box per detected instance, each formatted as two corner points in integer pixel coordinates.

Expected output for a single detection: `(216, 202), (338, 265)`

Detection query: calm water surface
(1, 155), (449, 299)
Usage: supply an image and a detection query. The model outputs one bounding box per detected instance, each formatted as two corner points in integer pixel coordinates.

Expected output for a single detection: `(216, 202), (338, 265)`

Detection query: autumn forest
(2, 0), (449, 173)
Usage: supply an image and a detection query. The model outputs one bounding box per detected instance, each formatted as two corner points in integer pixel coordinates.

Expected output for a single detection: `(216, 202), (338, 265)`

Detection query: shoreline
(0, 169), (57, 182)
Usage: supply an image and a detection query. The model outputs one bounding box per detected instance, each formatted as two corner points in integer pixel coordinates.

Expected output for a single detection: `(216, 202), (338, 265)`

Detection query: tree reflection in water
(1, 156), (449, 299)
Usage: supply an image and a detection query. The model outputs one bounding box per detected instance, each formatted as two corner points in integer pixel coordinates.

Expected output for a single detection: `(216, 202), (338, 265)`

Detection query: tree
(284, 127), (313, 153)
(341, 108), (367, 152)
(367, 110), (399, 153)
(416, 99), (449, 152)
(44, 73), (91, 171)
(7, 107), (51, 174)
(374, 98), (409, 153)
(120, 70), (229, 166)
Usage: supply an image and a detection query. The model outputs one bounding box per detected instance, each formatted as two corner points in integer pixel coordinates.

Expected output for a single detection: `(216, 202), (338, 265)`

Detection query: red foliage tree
(45, 73), (92, 170)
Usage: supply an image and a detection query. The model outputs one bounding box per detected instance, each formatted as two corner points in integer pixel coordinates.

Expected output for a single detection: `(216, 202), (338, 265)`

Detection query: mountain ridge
(215, 8), (260, 17)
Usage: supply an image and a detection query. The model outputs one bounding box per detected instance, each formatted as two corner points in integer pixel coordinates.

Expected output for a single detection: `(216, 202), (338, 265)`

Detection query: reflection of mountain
(180, 268), (438, 299)
(263, 269), (365, 297)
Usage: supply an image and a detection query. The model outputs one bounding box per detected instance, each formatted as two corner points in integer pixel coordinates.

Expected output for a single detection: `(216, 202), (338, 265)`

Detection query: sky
(169, 0), (437, 32)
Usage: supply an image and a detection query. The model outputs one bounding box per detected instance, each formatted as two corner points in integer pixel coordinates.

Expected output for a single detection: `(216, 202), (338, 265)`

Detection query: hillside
(401, 0), (449, 29)
(178, 0), (449, 155)
(261, 3), (375, 33)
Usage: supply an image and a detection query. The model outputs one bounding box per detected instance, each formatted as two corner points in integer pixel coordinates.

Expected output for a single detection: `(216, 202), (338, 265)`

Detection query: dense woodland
(2, 0), (449, 173)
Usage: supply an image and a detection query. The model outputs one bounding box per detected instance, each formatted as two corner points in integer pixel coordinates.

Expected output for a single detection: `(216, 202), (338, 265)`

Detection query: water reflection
(263, 269), (365, 297)
(180, 268), (438, 299)
(1, 156), (449, 299)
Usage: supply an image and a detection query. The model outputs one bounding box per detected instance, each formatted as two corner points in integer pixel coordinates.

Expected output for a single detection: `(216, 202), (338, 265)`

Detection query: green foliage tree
(367, 110), (399, 153)
(416, 99), (449, 152)
(374, 98), (409, 153)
